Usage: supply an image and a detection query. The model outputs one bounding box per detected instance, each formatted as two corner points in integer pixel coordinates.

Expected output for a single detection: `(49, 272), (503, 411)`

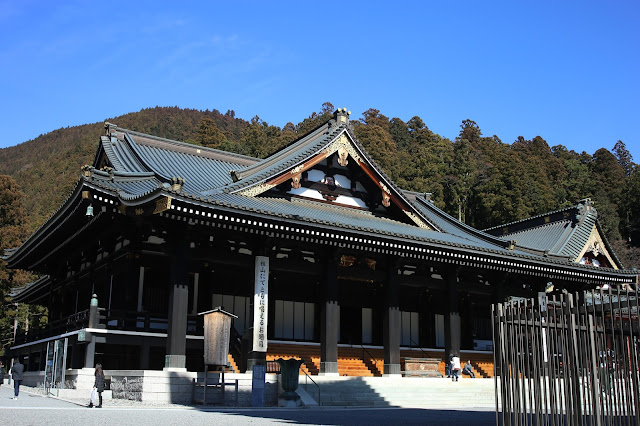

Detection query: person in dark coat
(462, 360), (476, 378)
(0, 361), (5, 387)
(10, 358), (24, 399)
(89, 364), (105, 408)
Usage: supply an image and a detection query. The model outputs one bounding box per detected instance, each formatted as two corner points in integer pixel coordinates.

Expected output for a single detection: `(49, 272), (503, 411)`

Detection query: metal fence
(492, 286), (639, 426)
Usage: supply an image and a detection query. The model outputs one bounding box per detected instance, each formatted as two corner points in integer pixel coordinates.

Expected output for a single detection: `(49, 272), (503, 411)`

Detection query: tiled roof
(6, 120), (635, 281)
(101, 126), (257, 194)
(81, 122), (525, 255)
(485, 199), (623, 267)
(211, 193), (521, 253)
(88, 170), (160, 201)
(497, 220), (573, 255)
(484, 204), (577, 232)
(130, 140), (241, 194)
(224, 122), (342, 194)
(404, 192), (513, 249)
(557, 212), (596, 260)
(87, 124), (611, 262)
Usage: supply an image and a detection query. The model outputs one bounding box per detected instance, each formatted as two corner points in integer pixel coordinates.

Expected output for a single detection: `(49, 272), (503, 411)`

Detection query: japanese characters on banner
(252, 256), (269, 352)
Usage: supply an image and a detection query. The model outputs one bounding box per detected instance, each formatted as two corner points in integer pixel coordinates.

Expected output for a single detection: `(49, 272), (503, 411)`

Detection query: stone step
(301, 378), (496, 407)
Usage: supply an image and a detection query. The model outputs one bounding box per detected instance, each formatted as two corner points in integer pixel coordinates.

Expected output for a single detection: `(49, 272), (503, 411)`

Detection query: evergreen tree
(589, 148), (625, 240)
(196, 117), (228, 148)
(551, 145), (592, 206)
(620, 168), (640, 244)
(613, 140), (635, 177)
(511, 136), (566, 215)
(295, 103), (334, 135)
(388, 118), (412, 152)
(0, 175), (39, 352)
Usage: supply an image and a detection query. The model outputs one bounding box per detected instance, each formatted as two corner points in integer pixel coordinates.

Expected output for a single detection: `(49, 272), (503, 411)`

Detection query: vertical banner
(252, 256), (269, 352)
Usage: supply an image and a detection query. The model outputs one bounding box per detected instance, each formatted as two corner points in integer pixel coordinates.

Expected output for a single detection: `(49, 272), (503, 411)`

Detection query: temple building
(484, 198), (623, 269)
(5, 109), (638, 379)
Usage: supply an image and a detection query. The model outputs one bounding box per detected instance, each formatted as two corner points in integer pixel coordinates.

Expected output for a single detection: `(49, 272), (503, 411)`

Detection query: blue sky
(1, 1), (638, 161)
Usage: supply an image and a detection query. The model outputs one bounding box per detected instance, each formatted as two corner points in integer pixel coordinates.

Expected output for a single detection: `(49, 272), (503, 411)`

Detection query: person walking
(450, 355), (461, 382)
(10, 358), (24, 399)
(0, 361), (5, 387)
(89, 364), (105, 408)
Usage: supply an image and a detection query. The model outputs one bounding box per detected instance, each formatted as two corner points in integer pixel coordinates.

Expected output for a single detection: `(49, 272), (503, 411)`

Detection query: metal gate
(492, 286), (639, 426)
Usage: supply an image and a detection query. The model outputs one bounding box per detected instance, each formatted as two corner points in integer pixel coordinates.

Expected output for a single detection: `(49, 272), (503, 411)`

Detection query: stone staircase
(227, 353), (239, 373)
(337, 347), (377, 376)
(267, 343), (320, 376)
(264, 343), (495, 380)
(304, 376), (496, 408)
(267, 343), (382, 377)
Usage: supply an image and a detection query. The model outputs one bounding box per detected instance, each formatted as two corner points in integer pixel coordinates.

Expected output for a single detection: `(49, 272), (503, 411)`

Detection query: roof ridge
(499, 218), (572, 237)
(483, 205), (576, 231)
(557, 212), (596, 260)
(231, 121), (333, 182)
(105, 123), (258, 166)
(406, 192), (513, 248)
(483, 198), (596, 232)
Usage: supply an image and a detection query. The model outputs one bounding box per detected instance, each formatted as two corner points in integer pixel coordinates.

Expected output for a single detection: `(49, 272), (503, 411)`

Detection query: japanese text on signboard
(252, 256), (269, 352)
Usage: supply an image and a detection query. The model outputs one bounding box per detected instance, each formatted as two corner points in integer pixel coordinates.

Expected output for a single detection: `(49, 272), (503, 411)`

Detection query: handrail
(409, 338), (429, 358)
(361, 344), (378, 368)
(229, 327), (243, 372)
(301, 367), (321, 406)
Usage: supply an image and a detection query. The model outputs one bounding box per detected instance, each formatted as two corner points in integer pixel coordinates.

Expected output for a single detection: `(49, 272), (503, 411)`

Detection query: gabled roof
(82, 115), (517, 252)
(5, 113), (637, 287)
(94, 123), (258, 195)
(484, 199), (623, 268)
(219, 109), (440, 231)
(403, 191), (536, 254)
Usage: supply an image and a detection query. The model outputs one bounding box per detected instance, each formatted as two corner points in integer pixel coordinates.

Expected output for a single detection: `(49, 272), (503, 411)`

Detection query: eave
(4, 178), (87, 270)
(142, 192), (639, 286)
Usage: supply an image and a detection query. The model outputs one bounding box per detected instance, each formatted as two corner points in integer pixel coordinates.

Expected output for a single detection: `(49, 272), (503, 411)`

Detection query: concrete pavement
(0, 384), (497, 425)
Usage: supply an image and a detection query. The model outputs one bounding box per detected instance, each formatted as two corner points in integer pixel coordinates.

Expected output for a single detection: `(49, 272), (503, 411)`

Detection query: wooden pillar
(492, 273), (507, 378)
(70, 341), (80, 369)
(192, 272), (199, 315)
(463, 294), (476, 350)
(84, 294), (99, 368)
(419, 291), (429, 348)
(137, 266), (145, 312)
(444, 267), (461, 360)
(84, 340), (96, 369)
(139, 337), (150, 370)
(320, 252), (339, 376)
(164, 234), (190, 370)
(39, 344), (46, 371)
(492, 273), (507, 304)
(383, 259), (401, 376)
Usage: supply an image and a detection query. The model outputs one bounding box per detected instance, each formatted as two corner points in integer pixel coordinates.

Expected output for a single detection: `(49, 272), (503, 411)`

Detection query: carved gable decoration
(233, 112), (436, 231)
(577, 226), (617, 269)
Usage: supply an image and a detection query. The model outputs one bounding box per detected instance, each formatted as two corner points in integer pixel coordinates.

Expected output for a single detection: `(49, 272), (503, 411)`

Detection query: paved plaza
(0, 384), (496, 425)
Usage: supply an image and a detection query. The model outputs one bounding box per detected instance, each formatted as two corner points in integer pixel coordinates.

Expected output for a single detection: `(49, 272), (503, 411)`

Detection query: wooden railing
(98, 309), (204, 335)
(12, 308), (208, 345)
(13, 309), (90, 345)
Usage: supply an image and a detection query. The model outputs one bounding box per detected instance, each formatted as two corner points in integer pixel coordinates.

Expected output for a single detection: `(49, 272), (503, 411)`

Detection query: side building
(484, 198), (623, 270)
(5, 109), (637, 378)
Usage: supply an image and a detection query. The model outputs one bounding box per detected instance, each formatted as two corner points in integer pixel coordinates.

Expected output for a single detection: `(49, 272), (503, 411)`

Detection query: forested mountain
(1, 103), (639, 263)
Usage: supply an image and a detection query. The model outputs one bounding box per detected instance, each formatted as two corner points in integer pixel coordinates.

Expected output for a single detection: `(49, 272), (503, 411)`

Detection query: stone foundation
(20, 369), (280, 406)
